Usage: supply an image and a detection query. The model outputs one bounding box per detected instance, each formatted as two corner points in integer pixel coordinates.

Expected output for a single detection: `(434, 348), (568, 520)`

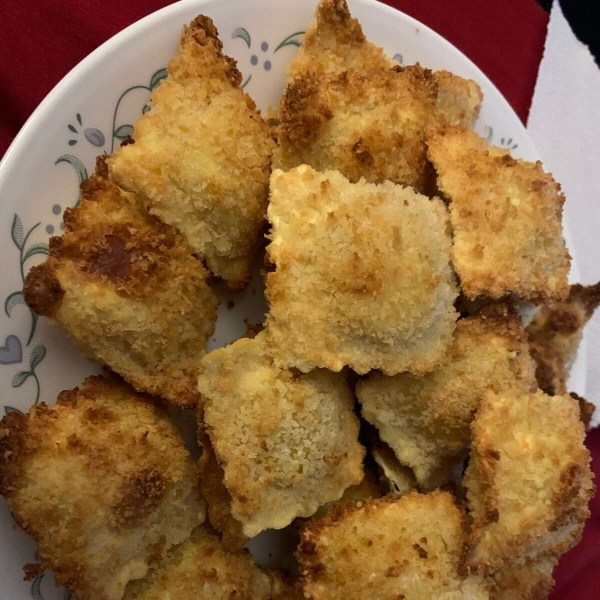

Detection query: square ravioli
(275, 0), (437, 189)
(123, 526), (299, 600)
(108, 16), (275, 290)
(357, 302), (537, 490)
(464, 390), (594, 575)
(197, 332), (365, 537)
(23, 157), (218, 406)
(265, 165), (458, 375)
(427, 127), (570, 302)
(297, 491), (488, 600)
(0, 374), (205, 600)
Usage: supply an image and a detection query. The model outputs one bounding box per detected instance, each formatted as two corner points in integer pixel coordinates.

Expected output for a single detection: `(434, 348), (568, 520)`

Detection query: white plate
(0, 0), (584, 598)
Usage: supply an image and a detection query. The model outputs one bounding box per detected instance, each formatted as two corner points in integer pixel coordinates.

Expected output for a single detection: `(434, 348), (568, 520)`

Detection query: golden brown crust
(265, 166), (458, 375)
(527, 282), (600, 396)
(463, 390), (594, 576)
(570, 392), (595, 430)
(108, 16), (275, 289)
(297, 491), (488, 600)
(197, 332), (365, 537)
(357, 301), (536, 490)
(0, 374), (205, 600)
(276, 65), (437, 190)
(23, 157), (219, 406)
(427, 127), (571, 302)
(487, 558), (557, 600)
(433, 70), (483, 129)
(123, 526), (301, 600)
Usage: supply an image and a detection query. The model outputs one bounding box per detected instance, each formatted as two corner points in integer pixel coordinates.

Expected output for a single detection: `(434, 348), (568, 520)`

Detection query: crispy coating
(0, 374), (206, 600)
(297, 491), (489, 600)
(274, 0), (437, 190)
(197, 427), (248, 551)
(527, 282), (600, 395)
(464, 390), (594, 575)
(275, 65), (438, 190)
(571, 392), (595, 430)
(286, 0), (395, 80)
(23, 157), (218, 406)
(433, 70), (483, 129)
(123, 526), (300, 600)
(357, 302), (537, 489)
(108, 16), (275, 289)
(487, 558), (557, 600)
(265, 166), (458, 375)
(197, 332), (365, 537)
(427, 127), (570, 302)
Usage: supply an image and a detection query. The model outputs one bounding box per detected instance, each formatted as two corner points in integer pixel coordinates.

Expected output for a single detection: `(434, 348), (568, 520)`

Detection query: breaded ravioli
(275, 0), (437, 190)
(123, 526), (299, 600)
(527, 282), (600, 395)
(433, 70), (483, 128)
(197, 427), (248, 551)
(464, 390), (594, 575)
(0, 375), (206, 600)
(197, 332), (365, 537)
(427, 127), (570, 302)
(266, 166), (458, 375)
(297, 491), (489, 600)
(108, 17), (275, 290)
(23, 157), (218, 406)
(357, 302), (537, 489)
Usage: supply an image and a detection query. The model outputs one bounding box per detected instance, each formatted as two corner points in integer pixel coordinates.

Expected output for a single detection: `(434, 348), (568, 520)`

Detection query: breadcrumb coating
(197, 332), (365, 537)
(0, 374), (206, 600)
(265, 166), (458, 375)
(487, 558), (557, 600)
(427, 127), (570, 302)
(108, 16), (275, 289)
(123, 526), (300, 600)
(527, 282), (600, 395)
(23, 157), (218, 406)
(464, 390), (594, 575)
(357, 302), (537, 489)
(197, 426), (248, 551)
(433, 70), (483, 129)
(297, 491), (489, 600)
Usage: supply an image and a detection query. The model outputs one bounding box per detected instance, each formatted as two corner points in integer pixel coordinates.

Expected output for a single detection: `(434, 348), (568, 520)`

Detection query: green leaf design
(5, 291), (26, 317)
(23, 242), (49, 263)
(55, 155), (89, 206)
(4, 406), (24, 416)
(114, 124), (134, 140)
(29, 345), (46, 370)
(11, 370), (30, 388)
(232, 27), (251, 48)
(142, 104), (151, 115)
(68, 124), (77, 133)
(11, 214), (24, 250)
(149, 68), (168, 90)
(76, 113), (82, 126)
(274, 31), (305, 52)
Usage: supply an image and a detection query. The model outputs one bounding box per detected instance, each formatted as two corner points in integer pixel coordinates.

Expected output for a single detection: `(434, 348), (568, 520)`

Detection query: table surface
(0, 1), (598, 598)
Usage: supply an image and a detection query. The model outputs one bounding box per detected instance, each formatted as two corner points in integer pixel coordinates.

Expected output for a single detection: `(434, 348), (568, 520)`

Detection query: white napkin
(527, 1), (600, 427)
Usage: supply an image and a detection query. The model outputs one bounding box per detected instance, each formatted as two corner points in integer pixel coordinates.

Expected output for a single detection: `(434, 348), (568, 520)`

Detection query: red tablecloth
(0, 1), (598, 597)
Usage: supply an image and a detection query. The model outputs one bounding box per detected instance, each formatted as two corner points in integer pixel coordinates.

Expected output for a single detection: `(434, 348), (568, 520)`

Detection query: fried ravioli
(23, 157), (218, 406)
(197, 332), (365, 537)
(357, 302), (536, 489)
(0, 374), (205, 600)
(123, 526), (299, 600)
(527, 282), (600, 395)
(487, 558), (557, 600)
(433, 70), (483, 128)
(108, 16), (275, 289)
(297, 491), (488, 600)
(427, 127), (570, 302)
(265, 166), (458, 375)
(463, 390), (594, 575)
(275, 0), (438, 190)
